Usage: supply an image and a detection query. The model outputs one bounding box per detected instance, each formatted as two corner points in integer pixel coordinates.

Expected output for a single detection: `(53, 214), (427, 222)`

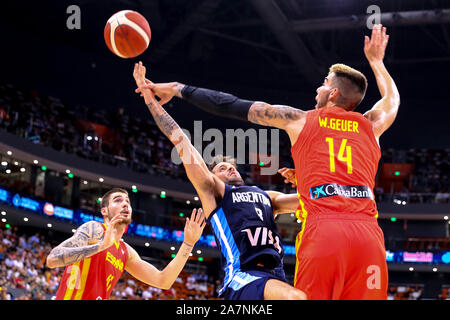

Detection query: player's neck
(322, 102), (347, 110)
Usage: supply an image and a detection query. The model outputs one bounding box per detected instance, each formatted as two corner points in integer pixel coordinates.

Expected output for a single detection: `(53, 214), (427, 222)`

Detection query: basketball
(104, 10), (151, 59)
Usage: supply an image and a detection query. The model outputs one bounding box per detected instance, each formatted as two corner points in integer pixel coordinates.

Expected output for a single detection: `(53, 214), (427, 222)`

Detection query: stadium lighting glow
(194, 196), (199, 201)
(72, 229), (77, 233)
(20, 168), (26, 172)
(14, 162), (19, 166)
(83, 180), (88, 185)
(1, 218), (6, 223)
(432, 267), (438, 272)
(444, 216), (449, 220)
(5, 169), (11, 174)
(1, 211), (5, 215)
(87, 135), (93, 141)
(145, 242), (150, 247)
(170, 246), (175, 251)
(197, 250), (201, 254)
(23, 217), (28, 222)
(65, 169), (71, 174)
(33, 160), (39, 164)
(160, 191), (166, 198)
(6, 151), (12, 155)
(1, 161), (7, 166)
(409, 267), (414, 271)
(186, 200), (190, 204)
(47, 223), (52, 228)
(98, 177), (104, 182)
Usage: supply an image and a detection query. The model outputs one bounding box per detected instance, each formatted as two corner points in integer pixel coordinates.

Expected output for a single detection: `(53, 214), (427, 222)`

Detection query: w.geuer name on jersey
(231, 191), (272, 207)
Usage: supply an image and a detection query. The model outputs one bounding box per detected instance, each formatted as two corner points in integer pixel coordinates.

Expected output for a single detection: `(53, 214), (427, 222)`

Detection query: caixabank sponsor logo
(310, 183), (374, 200)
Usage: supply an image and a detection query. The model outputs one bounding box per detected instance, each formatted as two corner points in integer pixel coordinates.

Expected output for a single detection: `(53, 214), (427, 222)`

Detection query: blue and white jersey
(207, 184), (285, 295)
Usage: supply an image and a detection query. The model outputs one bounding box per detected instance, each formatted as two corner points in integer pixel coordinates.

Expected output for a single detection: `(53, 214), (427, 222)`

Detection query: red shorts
(294, 213), (388, 300)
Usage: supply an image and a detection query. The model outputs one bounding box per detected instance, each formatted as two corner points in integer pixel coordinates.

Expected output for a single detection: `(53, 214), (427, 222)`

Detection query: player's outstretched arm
(266, 191), (300, 216)
(137, 80), (307, 145)
(124, 208), (206, 289)
(363, 24), (400, 140)
(133, 63), (217, 199)
(46, 216), (123, 268)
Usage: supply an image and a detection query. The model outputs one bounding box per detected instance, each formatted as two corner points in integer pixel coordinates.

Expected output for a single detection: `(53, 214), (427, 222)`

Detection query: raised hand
(364, 24), (389, 63)
(278, 167), (297, 188)
(100, 214), (124, 251)
(183, 208), (206, 247)
(133, 62), (158, 105)
(135, 81), (182, 106)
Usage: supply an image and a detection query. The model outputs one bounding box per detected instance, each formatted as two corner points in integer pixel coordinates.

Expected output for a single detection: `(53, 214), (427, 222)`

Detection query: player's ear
(329, 88), (340, 102)
(100, 207), (108, 220)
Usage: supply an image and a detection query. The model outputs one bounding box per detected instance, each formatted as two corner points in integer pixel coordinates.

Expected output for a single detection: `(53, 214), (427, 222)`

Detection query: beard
(226, 176), (245, 186)
(107, 208), (132, 225)
(315, 91), (330, 109)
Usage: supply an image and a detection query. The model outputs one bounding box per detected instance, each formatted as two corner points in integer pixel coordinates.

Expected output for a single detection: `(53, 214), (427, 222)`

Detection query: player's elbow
(46, 255), (57, 269)
(158, 279), (173, 290)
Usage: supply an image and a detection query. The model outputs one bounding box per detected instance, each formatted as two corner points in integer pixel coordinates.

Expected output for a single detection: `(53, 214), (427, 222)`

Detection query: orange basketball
(104, 10), (151, 58)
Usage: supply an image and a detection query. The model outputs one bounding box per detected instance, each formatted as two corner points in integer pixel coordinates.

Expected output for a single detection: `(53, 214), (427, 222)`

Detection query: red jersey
(55, 223), (128, 300)
(291, 106), (381, 220)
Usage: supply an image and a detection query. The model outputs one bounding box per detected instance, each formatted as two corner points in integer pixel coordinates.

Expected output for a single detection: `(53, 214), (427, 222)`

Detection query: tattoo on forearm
(48, 221), (104, 266)
(181, 245), (192, 258)
(146, 102), (180, 141)
(248, 102), (303, 126)
(50, 244), (101, 266)
(175, 82), (185, 98)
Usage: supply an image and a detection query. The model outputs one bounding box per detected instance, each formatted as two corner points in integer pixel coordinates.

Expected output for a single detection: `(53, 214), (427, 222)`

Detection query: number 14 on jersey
(325, 137), (353, 174)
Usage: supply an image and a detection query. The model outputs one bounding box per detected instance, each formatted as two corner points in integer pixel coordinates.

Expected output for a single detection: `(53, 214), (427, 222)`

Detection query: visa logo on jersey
(310, 183), (374, 200)
(241, 227), (282, 254)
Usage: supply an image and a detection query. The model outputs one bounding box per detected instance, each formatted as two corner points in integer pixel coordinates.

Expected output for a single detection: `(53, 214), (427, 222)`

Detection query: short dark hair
(101, 188), (129, 208)
(329, 63), (368, 110)
(207, 155), (237, 172)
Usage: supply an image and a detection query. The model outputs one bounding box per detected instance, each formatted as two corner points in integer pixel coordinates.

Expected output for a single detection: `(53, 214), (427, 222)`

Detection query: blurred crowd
(0, 83), (449, 200)
(0, 225), (220, 300)
(0, 226), (56, 300)
(387, 284), (423, 300)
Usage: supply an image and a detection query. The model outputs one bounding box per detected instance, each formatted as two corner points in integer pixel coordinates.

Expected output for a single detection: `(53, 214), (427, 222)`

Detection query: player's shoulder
(77, 220), (105, 240)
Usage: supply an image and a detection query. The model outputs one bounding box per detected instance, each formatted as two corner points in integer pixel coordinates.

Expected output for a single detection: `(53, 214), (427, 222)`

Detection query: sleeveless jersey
(55, 222), (128, 300)
(207, 184), (284, 294)
(291, 106), (381, 220)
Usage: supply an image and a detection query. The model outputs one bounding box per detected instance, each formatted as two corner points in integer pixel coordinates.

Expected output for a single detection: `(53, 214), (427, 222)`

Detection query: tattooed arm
(125, 208), (206, 289)
(46, 221), (104, 268)
(136, 79), (307, 145)
(248, 102), (307, 144)
(46, 215), (123, 268)
(133, 62), (222, 216)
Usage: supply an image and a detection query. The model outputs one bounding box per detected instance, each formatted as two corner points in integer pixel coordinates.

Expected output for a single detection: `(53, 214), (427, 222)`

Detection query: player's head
(208, 155), (244, 186)
(100, 188), (132, 225)
(315, 63), (368, 111)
